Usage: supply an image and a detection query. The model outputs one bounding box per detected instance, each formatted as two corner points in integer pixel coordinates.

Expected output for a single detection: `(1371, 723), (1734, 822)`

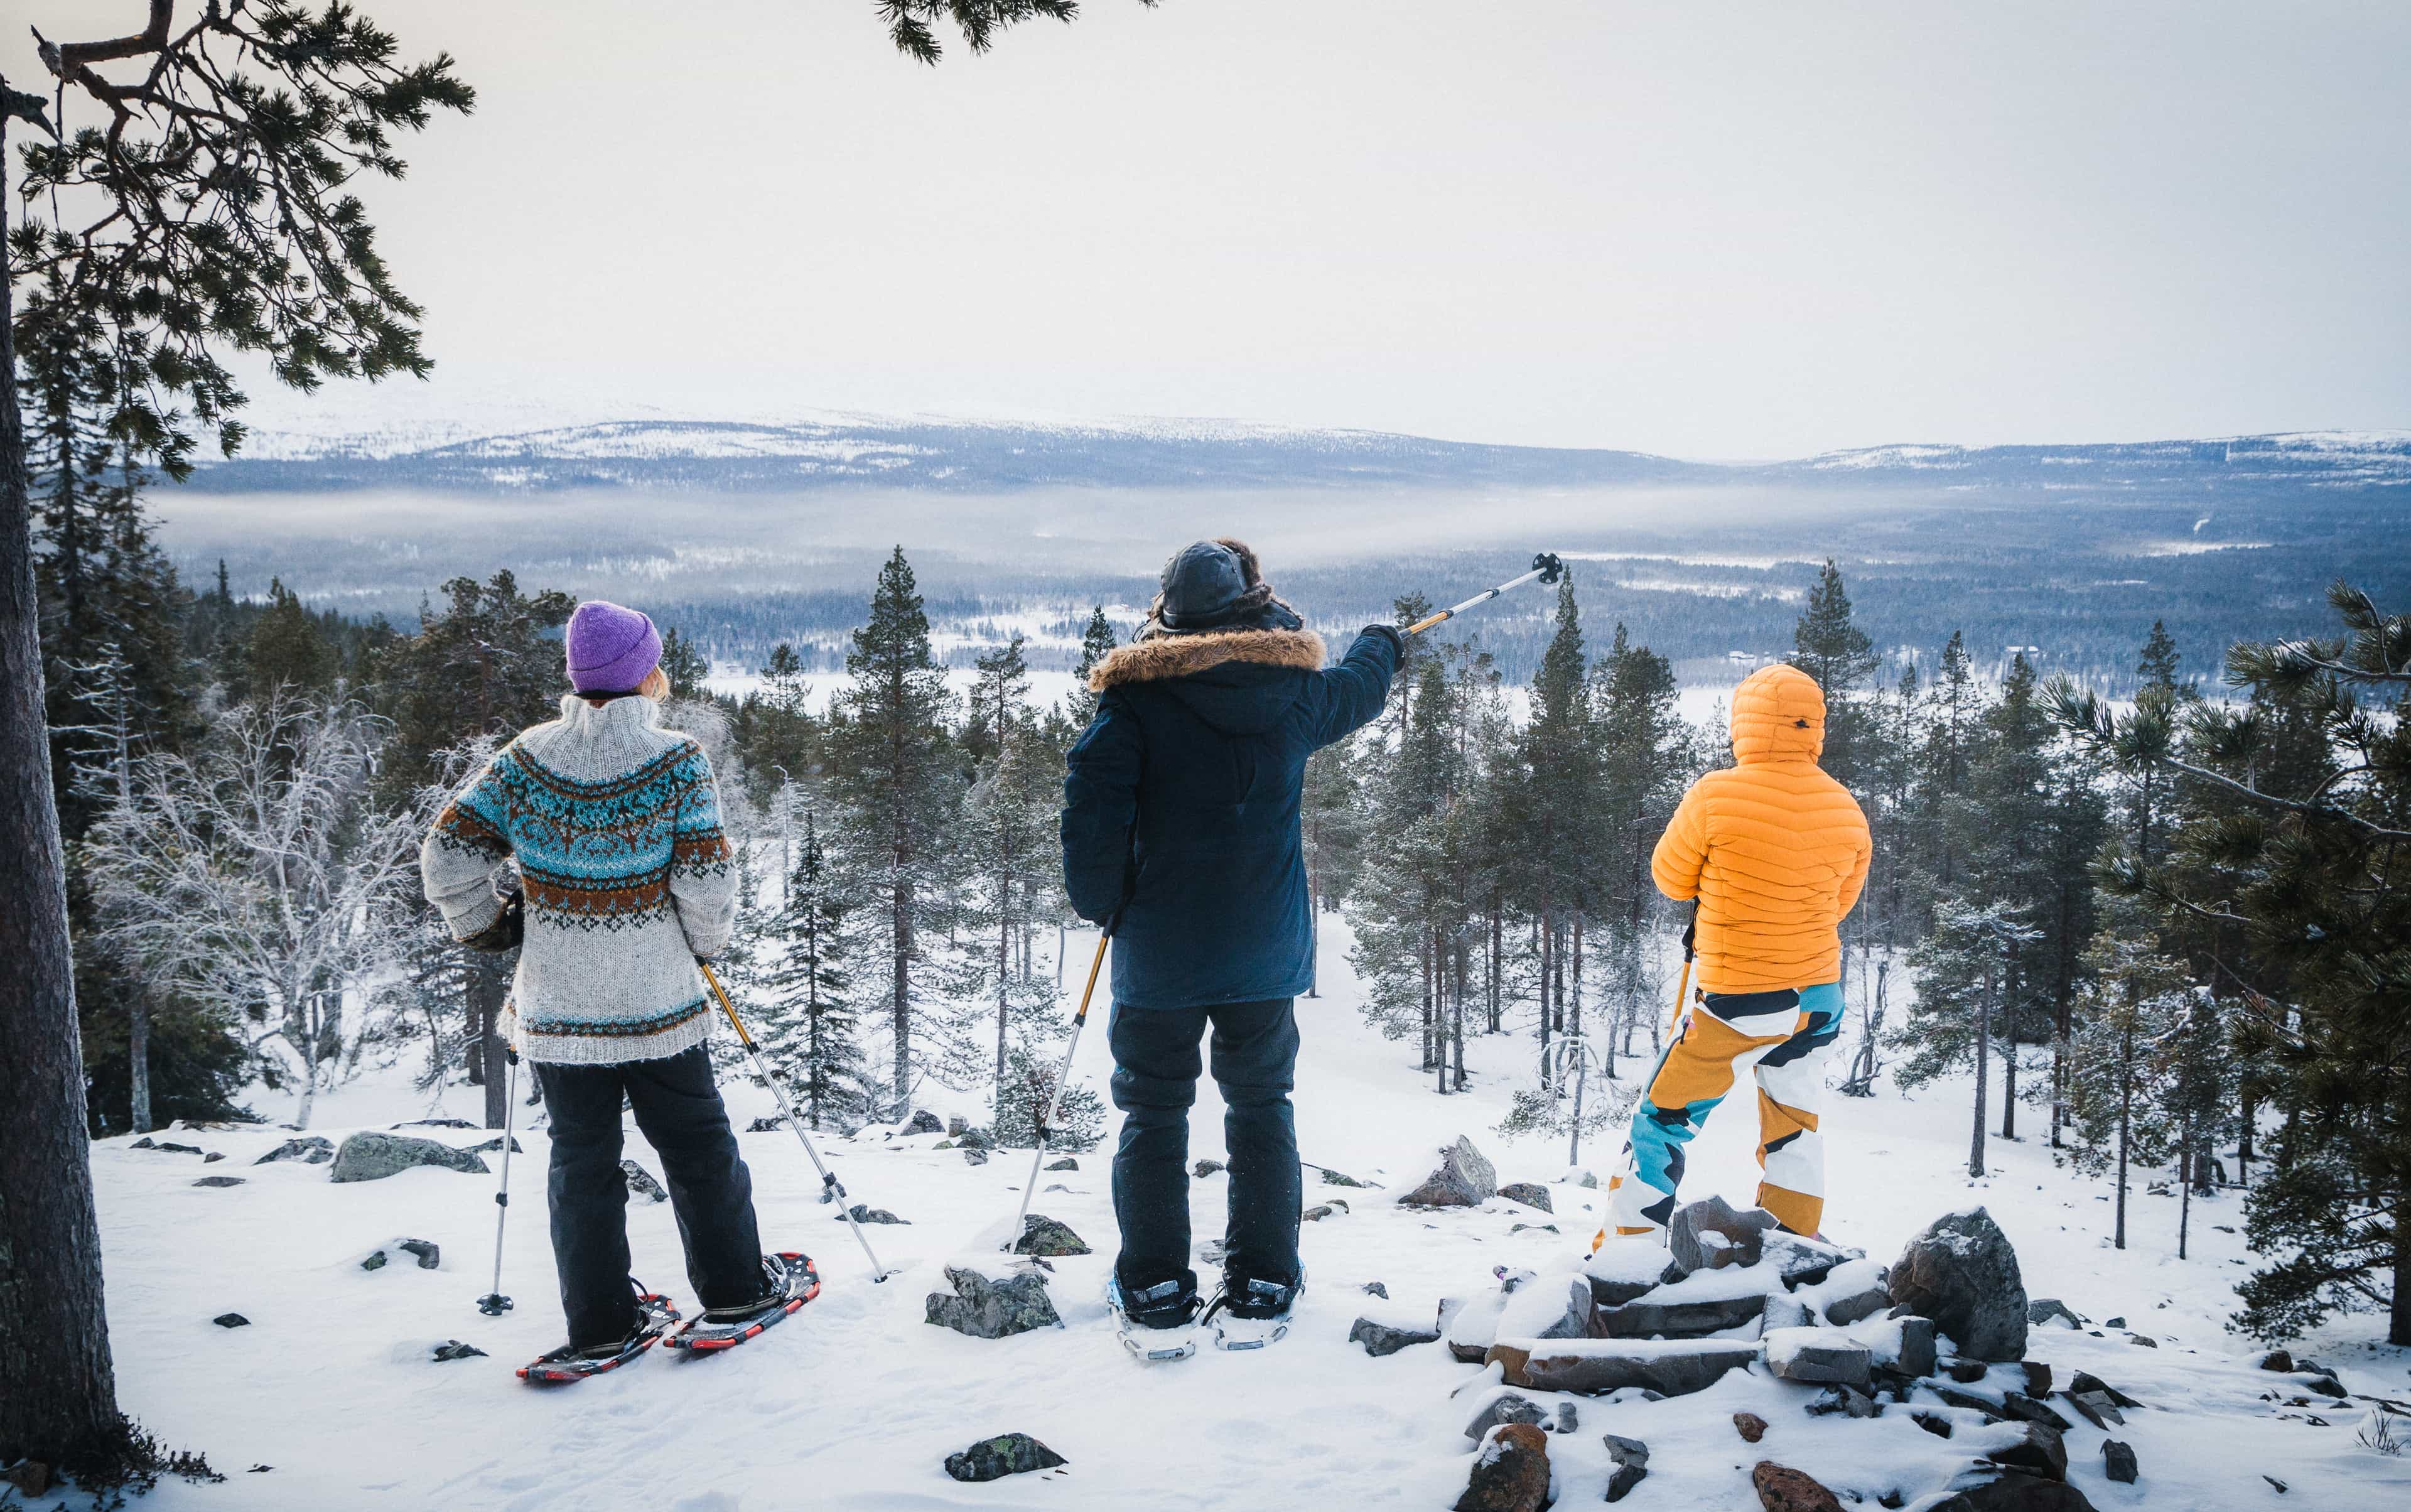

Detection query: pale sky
(13, 1), (2409, 456)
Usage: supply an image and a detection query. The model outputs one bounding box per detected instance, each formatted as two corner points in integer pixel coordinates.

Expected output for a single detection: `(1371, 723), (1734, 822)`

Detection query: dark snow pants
(534, 1044), (764, 1348)
(1108, 997), (1301, 1297)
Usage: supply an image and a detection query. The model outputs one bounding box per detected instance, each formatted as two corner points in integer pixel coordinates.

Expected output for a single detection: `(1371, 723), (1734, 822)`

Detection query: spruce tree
(1895, 897), (2041, 1177)
(952, 636), (1063, 1114)
(755, 812), (876, 1131)
(1591, 624), (1684, 1078)
(1064, 605), (1118, 730)
(247, 580), (341, 694)
(1791, 559), (1880, 789)
(824, 547), (960, 1116)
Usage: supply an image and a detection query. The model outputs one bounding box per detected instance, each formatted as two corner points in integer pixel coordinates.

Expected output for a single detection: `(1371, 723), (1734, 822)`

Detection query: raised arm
(1308, 626), (1404, 749)
(1060, 693), (1143, 924)
(668, 745), (738, 959)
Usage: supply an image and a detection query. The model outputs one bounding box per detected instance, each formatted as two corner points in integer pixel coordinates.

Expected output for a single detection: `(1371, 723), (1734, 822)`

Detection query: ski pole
(476, 1047), (519, 1317)
(698, 960), (897, 1282)
(1008, 917), (1116, 1249)
(1404, 552), (1565, 637)
(1664, 910), (1697, 1043)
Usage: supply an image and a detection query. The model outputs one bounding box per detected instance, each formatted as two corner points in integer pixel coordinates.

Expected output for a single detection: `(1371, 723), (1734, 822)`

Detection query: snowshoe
(662, 1252), (820, 1354)
(1205, 1273), (1301, 1351)
(517, 1288), (680, 1383)
(1107, 1273), (1201, 1363)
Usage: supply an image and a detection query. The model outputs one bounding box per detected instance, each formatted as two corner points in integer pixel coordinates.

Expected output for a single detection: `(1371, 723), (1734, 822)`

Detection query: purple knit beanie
(564, 600), (662, 693)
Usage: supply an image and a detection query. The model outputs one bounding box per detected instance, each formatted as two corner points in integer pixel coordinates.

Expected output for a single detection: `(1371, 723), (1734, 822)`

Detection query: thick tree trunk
(469, 960), (509, 1129)
(128, 996), (153, 1134)
(892, 877), (911, 1116)
(2114, 1029), (2132, 1251)
(2001, 1003), (2017, 1140)
(1968, 970), (1991, 1179)
(2392, 1204), (2410, 1348)
(0, 104), (126, 1463)
(1487, 899), (1501, 1033)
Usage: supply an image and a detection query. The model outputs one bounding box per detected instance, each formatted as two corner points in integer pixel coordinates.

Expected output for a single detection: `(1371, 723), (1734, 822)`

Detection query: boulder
(1586, 1236), (1673, 1307)
(192, 1175), (245, 1188)
(1762, 1229), (1854, 1288)
(430, 1340), (487, 1362)
(1462, 1390), (1549, 1440)
(253, 1137), (335, 1166)
(944, 1433), (1066, 1482)
(2019, 1361), (2052, 1396)
(925, 1265), (1060, 1339)
(2101, 1440), (2137, 1484)
(2251, 1347), (2293, 1373)
(1402, 1137), (1497, 1207)
(1045, 1157), (1079, 1171)
(963, 1146), (990, 1167)
(1982, 1421), (2068, 1482)
(1488, 1337), (1759, 1398)
(2027, 1299), (2082, 1330)
(212, 1312), (249, 1329)
(1764, 1327), (1872, 1388)
(361, 1238), (441, 1272)
(1599, 1288), (1766, 1339)
(1497, 1182), (1553, 1213)
(2000, 1393), (2073, 1430)
(1011, 1214), (1090, 1257)
(2059, 1390), (2123, 1430)
(903, 1110), (944, 1135)
(1455, 1423), (1550, 1512)
(747, 1115), (787, 1132)
(1855, 1315), (1937, 1379)
(1805, 1385), (1880, 1418)
(2065, 1370), (2142, 1410)
(1761, 1293), (1814, 1331)
(947, 1115), (970, 1138)
(1670, 1196), (1777, 1272)
(1602, 1434), (1649, 1503)
(1303, 1202), (1346, 1222)
(1194, 1158), (1226, 1177)
(1922, 1472), (2099, 1511)
(959, 1127), (993, 1151)
(469, 1136), (524, 1155)
(1888, 1209), (2029, 1361)
(1752, 1461), (1844, 1512)
(835, 1204), (909, 1225)
(1822, 1280), (1894, 1327)
(1494, 1275), (1594, 1342)
(621, 1160), (669, 1202)
(328, 1132), (490, 1184)
(1350, 1316), (1440, 1357)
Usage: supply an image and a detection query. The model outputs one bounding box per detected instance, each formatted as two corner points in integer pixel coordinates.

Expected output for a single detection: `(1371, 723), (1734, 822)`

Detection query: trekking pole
(476, 1048), (520, 1316)
(1008, 918), (1116, 1248)
(698, 961), (897, 1282)
(1664, 911), (1697, 1043)
(1404, 552), (1565, 637)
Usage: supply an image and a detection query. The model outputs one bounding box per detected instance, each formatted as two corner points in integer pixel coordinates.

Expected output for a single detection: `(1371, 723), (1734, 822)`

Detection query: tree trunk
(470, 961), (509, 1129)
(128, 996), (153, 1135)
(2236, 1089), (2254, 1185)
(892, 876), (911, 1116)
(0, 104), (125, 1458)
(2392, 1202), (2410, 1347)
(1536, 904), (1553, 1084)
(2114, 1027), (2132, 1250)
(2177, 1135), (2191, 1260)
(1487, 899), (1502, 1033)
(1968, 968), (1991, 1179)
(2000, 993), (2017, 1141)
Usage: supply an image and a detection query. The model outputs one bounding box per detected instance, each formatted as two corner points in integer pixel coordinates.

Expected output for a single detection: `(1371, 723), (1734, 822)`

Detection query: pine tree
(824, 548), (961, 1116)
(1506, 576), (1600, 1079)
(1895, 897), (2041, 1178)
(1591, 623), (1685, 1077)
(247, 580), (340, 694)
(659, 624), (712, 693)
(1792, 559), (1881, 789)
(755, 813), (876, 1131)
(2061, 919), (2192, 1251)
(2138, 618), (2182, 693)
(952, 636), (1064, 1115)
(1064, 605), (1118, 730)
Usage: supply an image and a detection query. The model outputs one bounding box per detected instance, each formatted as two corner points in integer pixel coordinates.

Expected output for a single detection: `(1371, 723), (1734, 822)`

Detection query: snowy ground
(64, 924), (2411, 1510)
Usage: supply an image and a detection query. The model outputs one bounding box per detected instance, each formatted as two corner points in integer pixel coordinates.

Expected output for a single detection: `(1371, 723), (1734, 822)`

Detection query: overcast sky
(14, 1), (2409, 456)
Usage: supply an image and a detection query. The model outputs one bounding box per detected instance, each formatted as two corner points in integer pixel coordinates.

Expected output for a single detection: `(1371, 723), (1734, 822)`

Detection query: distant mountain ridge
(185, 413), (2411, 496)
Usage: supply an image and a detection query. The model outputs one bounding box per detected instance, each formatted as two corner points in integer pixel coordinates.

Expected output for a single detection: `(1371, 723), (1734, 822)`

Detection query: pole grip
(700, 961), (755, 1049)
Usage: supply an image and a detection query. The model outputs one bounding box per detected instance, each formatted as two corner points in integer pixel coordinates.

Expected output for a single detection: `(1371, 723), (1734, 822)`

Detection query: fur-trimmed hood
(1088, 628), (1327, 691)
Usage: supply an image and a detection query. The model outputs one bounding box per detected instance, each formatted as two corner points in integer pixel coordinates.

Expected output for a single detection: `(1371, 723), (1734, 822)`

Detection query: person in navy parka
(1061, 538), (1401, 1340)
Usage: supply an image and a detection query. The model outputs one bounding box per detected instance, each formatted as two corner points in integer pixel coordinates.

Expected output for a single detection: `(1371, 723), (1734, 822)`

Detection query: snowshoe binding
(1206, 1273), (1301, 1351)
(662, 1252), (820, 1354)
(1107, 1273), (1202, 1363)
(518, 1287), (680, 1383)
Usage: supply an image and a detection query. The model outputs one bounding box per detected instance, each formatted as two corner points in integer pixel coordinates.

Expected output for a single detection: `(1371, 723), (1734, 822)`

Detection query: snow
(68, 921), (2411, 1510)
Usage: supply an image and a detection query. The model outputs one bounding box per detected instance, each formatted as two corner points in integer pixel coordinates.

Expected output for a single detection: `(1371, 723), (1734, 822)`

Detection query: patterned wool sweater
(421, 694), (737, 1066)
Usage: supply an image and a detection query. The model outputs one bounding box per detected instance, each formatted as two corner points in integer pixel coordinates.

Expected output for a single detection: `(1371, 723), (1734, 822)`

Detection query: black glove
(1360, 623), (1406, 661)
(1681, 918), (1697, 956)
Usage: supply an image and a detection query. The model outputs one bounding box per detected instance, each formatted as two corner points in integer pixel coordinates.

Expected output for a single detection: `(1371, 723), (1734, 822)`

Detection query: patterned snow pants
(1604, 981), (1844, 1239)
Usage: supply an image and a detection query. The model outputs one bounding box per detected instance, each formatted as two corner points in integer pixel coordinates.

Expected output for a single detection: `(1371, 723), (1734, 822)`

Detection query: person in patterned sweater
(423, 599), (796, 1369)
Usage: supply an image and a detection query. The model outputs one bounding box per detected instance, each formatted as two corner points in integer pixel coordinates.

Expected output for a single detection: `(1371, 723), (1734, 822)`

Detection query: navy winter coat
(1061, 627), (1400, 1010)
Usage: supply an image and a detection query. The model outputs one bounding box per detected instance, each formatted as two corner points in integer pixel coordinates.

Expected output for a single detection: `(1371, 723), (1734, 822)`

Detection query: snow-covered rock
(326, 1131), (489, 1183)
(1584, 1235), (1674, 1307)
(1597, 1261), (1769, 1339)
(1349, 1314), (1439, 1357)
(1764, 1326), (1872, 1387)
(1669, 1194), (1776, 1272)
(1010, 1214), (1089, 1257)
(1401, 1136), (1497, 1207)
(1487, 1336), (1760, 1397)
(1496, 1182), (1552, 1212)
(1455, 1422), (1550, 1512)
(943, 1432), (1065, 1482)
(1889, 1208), (2029, 1361)
(620, 1159), (668, 1202)
(1492, 1272), (1593, 1342)
(924, 1262), (1060, 1339)
(253, 1137), (334, 1165)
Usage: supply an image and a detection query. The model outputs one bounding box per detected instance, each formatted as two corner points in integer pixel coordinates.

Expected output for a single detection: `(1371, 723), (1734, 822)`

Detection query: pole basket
(1534, 551), (1565, 584)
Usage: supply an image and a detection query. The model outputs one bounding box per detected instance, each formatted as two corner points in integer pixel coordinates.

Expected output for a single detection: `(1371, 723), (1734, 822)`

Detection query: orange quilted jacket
(1651, 664), (1872, 993)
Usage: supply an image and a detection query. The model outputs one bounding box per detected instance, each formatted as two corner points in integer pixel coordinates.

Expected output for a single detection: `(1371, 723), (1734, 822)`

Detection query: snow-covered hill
(70, 924), (2410, 1510)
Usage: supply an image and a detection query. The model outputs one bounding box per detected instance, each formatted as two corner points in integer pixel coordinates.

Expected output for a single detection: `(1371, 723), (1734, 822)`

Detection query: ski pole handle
(700, 960), (755, 1047)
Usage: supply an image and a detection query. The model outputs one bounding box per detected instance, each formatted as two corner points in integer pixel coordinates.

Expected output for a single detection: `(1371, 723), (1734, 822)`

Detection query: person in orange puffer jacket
(1602, 662), (1871, 1242)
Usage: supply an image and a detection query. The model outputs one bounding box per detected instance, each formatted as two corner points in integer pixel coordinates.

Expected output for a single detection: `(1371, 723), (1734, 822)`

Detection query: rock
(392, 1117), (477, 1130)
(2027, 1299), (2082, 1330)
(2101, 1440), (2137, 1484)
(1509, 1223), (1558, 1234)
(1855, 1315), (1936, 1378)
(959, 1127), (993, 1150)
(1555, 1403), (1578, 1433)
(1734, 1411), (1769, 1443)
(1303, 1202), (1344, 1222)
(2065, 1370), (2142, 1409)
(1761, 1293), (1814, 1331)
(1455, 1423), (1550, 1512)
(133, 1137), (204, 1154)
(1011, 1214), (1090, 1257)
(2252, 1347), (2293, 1373)
(1045, 1157), (1079, 1171)
(1998, 1393), (2072, 1429)
(943, 1432), (1066, 1482)
(836, 1204), (909, 1224)
(2060, 1390), (2123, 1430)
(1911, 1412), (1955, 1439)
(1670, 1195), (1777, 1272)
(1446, 1290), (1513, 1363)
(618, 1159), (669, 1202)
(1586, 1236), (1673, 1307)
(254, 1137), (335, 1165)
(904, 1110), (944, 1135)
(1351, 1316), (1440, 1356)
(192, 1175), (246, 1187)
(1403, 1136), (1497, 1207)
(212, 1312), (249, 1329)
(1044, 1184), (1071, 1193)
(1363, 1281), (1389, 1299)
(2019, 1361), (2052, 1396)
(1497, 1182), (1554, 1213)
(2101, 1315), (2125, 1329)
(1888, 1208), (2028, 1362)
(328, 1132), (490, 1184)
(1318, 1166), (1371, 1187)
(1602, 1434), (1649, 1502)
(2, 1461), (51, 1498)
(962, 1146), (990, 1167)
(2123, 1332), (2156, 1347)
(1599, 1289), (1765, 1339)
(747, 1115), (787, 1132)
(1752, 1461), (1845, 1512)
(1928, 1385), (2010, 1422)
(1765, 1327), (1872, 1388)
(1948, 1359), (1990, 1383)
(947, 1115), (969, 1138)
(1805, 1384), (1880, 1418)
(1923, 1472), (2100, 1511)
(1983, 1421), (2068, 1482)
(1194, 1158), (1226, 1177)
(203, 1151), (226, 1163)
(469, 1136), (524, 1154)
(1494, 1275), (1594, 1342)
(1762, 1229), (1854, 1288)
(431, 1340), (487, 1362)
(925, 1265), (1061, 1339)
(362, 1238), (441, 1272)
(1822, 1277), (1894, 1327)
(1489, 1337), (1760, 1398)
(1463, 1390), (1550, 1440)
(1570, 1169), (1600, 1189)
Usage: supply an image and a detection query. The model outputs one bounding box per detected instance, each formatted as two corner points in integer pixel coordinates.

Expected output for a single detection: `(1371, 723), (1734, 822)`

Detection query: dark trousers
(534, 1044), (764, 1347)
(1108, 997), (1301, 1295)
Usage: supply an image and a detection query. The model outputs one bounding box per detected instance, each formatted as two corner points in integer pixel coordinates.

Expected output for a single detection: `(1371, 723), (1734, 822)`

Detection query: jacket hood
(1730, 664), (1826, 765)
(1089, 628), (1327, 737)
